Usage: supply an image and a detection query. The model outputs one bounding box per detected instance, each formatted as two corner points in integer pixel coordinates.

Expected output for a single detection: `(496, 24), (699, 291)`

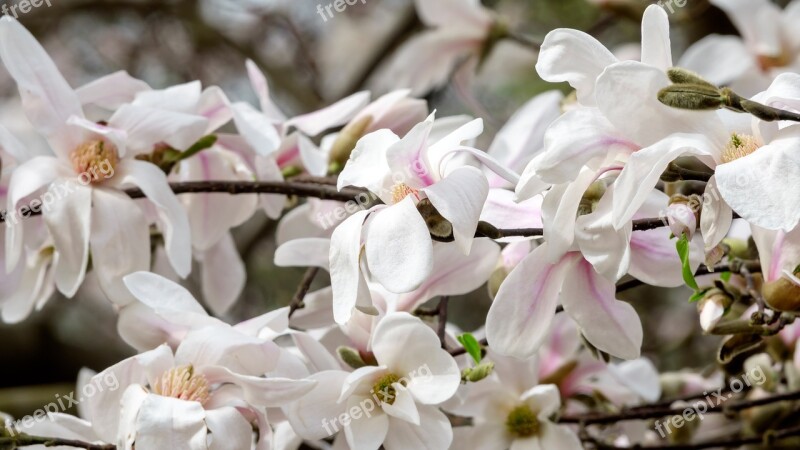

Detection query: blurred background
(0, 0), (783, 419)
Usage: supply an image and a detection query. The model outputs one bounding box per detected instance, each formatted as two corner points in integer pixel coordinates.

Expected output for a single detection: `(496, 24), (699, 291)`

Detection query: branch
(587, 424), (800, 450)
(0, 434), (115, 450)
(288, 267), (320, 318)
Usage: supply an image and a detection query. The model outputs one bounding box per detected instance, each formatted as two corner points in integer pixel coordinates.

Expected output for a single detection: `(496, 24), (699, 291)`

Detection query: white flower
(286, 313), (461, 450)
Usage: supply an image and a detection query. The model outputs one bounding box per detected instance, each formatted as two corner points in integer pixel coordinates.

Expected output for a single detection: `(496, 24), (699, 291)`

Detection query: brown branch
(437, 297), (449, 349)
(289, 267), (320, 318)
(0, 434), (115, 450)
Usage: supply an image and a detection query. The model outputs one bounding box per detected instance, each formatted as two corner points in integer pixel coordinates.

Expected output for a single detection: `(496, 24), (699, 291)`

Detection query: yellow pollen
(70, 140), (119, 182)
(722, 133), (760, 164)
(371, 373), (406, 405)
(152, 365), (210, 405)
(391, 183), (419, 204)
(506, 404), (541, 438)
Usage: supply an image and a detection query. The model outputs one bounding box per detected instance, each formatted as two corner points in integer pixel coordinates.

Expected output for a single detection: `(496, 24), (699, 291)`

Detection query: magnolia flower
(380, 0), (495, 95)
(679, 0), (800, 96)
(83, 328), (315, 450)
(286, 313), (461, 450)
(0, 17), (198, 304)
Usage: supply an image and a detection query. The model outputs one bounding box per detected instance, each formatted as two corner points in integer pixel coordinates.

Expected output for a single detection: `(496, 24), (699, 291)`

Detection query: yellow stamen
(152, 365), (210, 405)
(722, 133), (760, 164)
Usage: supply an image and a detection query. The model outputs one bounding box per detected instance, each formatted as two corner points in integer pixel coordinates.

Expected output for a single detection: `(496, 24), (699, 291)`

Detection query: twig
(0, 434), (115, 450)
(437, 297), (449, 349)
(587, 424), (800, 449)
(288, 267), (320, 318)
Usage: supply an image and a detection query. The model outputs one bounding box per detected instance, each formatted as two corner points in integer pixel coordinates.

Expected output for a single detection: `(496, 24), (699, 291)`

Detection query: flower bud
(338, 346), (367, 369)
(417, 198), (454, 241)
(744, 353), (776, 392)
(658, 84), (725, 110)
(666, 203), (697, 239)
(762, 276), (800, 312)
(666, 68), (718, 89)
(461, 362), (495, 383)
(697, 288), (733, 332)
(488, 265), (509, 300)
(329, 116), (374, 171)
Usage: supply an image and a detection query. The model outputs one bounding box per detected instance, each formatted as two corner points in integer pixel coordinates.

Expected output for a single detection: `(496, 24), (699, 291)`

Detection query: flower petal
(382, 404), (452, 450)
(286, 370), (349, 440)
(423, 166), (488, 254)
(44, 183), (92, 297)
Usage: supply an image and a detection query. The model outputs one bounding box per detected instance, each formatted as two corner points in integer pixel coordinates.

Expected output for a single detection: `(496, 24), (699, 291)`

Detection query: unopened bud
(329, 116), (374, 171)
(666, 68), (718, 89)
(658, 84), (725, 110)
(744, 354), (776, 392)
(417, 198), (454, 241)
(666, 202), (697, 239)
(698, 289), (733, 332)
(338, 346), (367, 369)
(762, 276), (800, 312)
(461, 362), (495, 383)
(488, 266), (509, 300)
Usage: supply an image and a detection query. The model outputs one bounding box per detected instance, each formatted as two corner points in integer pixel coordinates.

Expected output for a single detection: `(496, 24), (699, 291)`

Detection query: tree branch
(0, 434), (115, 450)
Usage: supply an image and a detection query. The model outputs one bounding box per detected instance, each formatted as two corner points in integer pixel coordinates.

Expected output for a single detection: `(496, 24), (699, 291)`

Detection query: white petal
(344, 398), (389, 450)
(521, 384), (561, 419)
(700, 175), (732, 251)
(423, 166), (488, 253)
(231, 102), (281, 156)
(640, 5), (672, 70)
(133, 394), (207, 450)
(337, 129), (397, 196)
(200, 233), (245, 316)
(297, 133), (329, 177)
(275, 238), (331, 269)
(486, 244), (571, 359)
(710, 0), (783, 56)
(287, 91), (370, 137)
(678, 35), (754, 86)
(382, 404), (452, 450)
(538, 422), (583, 450)
(365, 198), (433, 293)
(112, 159), (192, 277)
(330, 210), (372, 324)
(381, 385), (420, 425)
(535, 28), (617, 106)
(176, 327), (279, 375)
(205, 407), (253, 450)
(201, 365), (316, 407)
(560, 258), (643, 360)
(286, 370), (349, 440)
(44, 183), (92, 297)
(108, 105), (209, 154)
(89, 189), (150, 305)
(76, 71), (150, 110)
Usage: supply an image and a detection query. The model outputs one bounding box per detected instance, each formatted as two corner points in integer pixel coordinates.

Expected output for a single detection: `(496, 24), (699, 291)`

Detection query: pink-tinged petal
(480, 189), (543, 233)
(751, 226), (800, 283)
(596, 62), (728, 147)
(521, 384), (561, 419)
(371, 313), (461, 404)
(337, 130), (397, 198)
(678, 35), (754, 86)
(538, 422), (583, 450)
(423, 166), (488, 254)
(0, 17), (84, 146)
(90, 188), (150, 306)
(710, 0), (783, 55)
(382, 385), (420, 425)
(414, 0), (492, 29)
(394, 240), (500, 312)
(561, 258), (643, 360)
(330, 210), (372, 324)
(245, 60), (286, 122)
(382, 30), (479, 96)
(66, 116), (128, 157)
(716, 137), (800, 231)
(44, 183), (92, 297)
(534, 107), (638, 185)
(112, 159), (192, 277)
(344, 397), (389, 450)
(612, 133), (718, 229)
(275, 238), (331, 269)
(383, 404), (452, 450)
(0, 123), (29, 163)
(427, 117), (484, 166)
(640, 5), (672, 70)
(132, 394), (207, 450)
(200, 365), (316, 407)
(200, 233), (245, 316)
(231, 102), (281, 156)
(365, 198), (433, 293)
(108, 105), (209, 155)
(287, 91), (370, 137)
(700, 175), (733, 251)
(486, 244), (572, 359)
(176, 327), (280, 375)
(177, 148), (257, 251)
(535, 28), (617, 106)
(204, 407), (253, 450)
(286, 370), (349, 440)
(436, 145), (521, 186)
(385, 116), (436, 189)
(76, 71), (150, 110)
(197, 86), (233, 133)
(628, 228), (695, 287)
(487, 91), (563, 188)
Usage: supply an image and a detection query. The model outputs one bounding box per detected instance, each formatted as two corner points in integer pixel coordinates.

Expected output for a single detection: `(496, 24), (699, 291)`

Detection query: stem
(288, 267), (320, 318)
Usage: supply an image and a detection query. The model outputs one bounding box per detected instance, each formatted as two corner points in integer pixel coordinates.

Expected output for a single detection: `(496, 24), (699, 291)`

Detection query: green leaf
(177, 135), (218, 161)
(720, 271), (732, 282)
(676, 233), (699, 291)
(457, 333), (482, 365)
(689, 288), (710, 303)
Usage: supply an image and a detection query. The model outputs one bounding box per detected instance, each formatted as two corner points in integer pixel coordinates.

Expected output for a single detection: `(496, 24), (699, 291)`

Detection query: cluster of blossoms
(3, 0), (800, 448)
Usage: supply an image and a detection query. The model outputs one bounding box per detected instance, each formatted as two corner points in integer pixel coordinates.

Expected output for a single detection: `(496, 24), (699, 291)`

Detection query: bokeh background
(0, 0), (782, 419)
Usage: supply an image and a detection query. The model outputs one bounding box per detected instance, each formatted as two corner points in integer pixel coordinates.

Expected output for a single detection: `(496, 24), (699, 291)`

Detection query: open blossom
(0, 16), (198, 306)
(286, 313), (461, 450)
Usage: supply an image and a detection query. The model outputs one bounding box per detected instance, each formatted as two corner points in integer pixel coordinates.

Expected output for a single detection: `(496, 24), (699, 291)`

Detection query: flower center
(371, 373), (406, 405)
(721, 133), (760, 164)
(70, 140), (119, 182)
(758, 49), (792, 71)
(391, 183), (419, 204)
(506, 405), (540, 438)
(152, 365), (210, 405)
